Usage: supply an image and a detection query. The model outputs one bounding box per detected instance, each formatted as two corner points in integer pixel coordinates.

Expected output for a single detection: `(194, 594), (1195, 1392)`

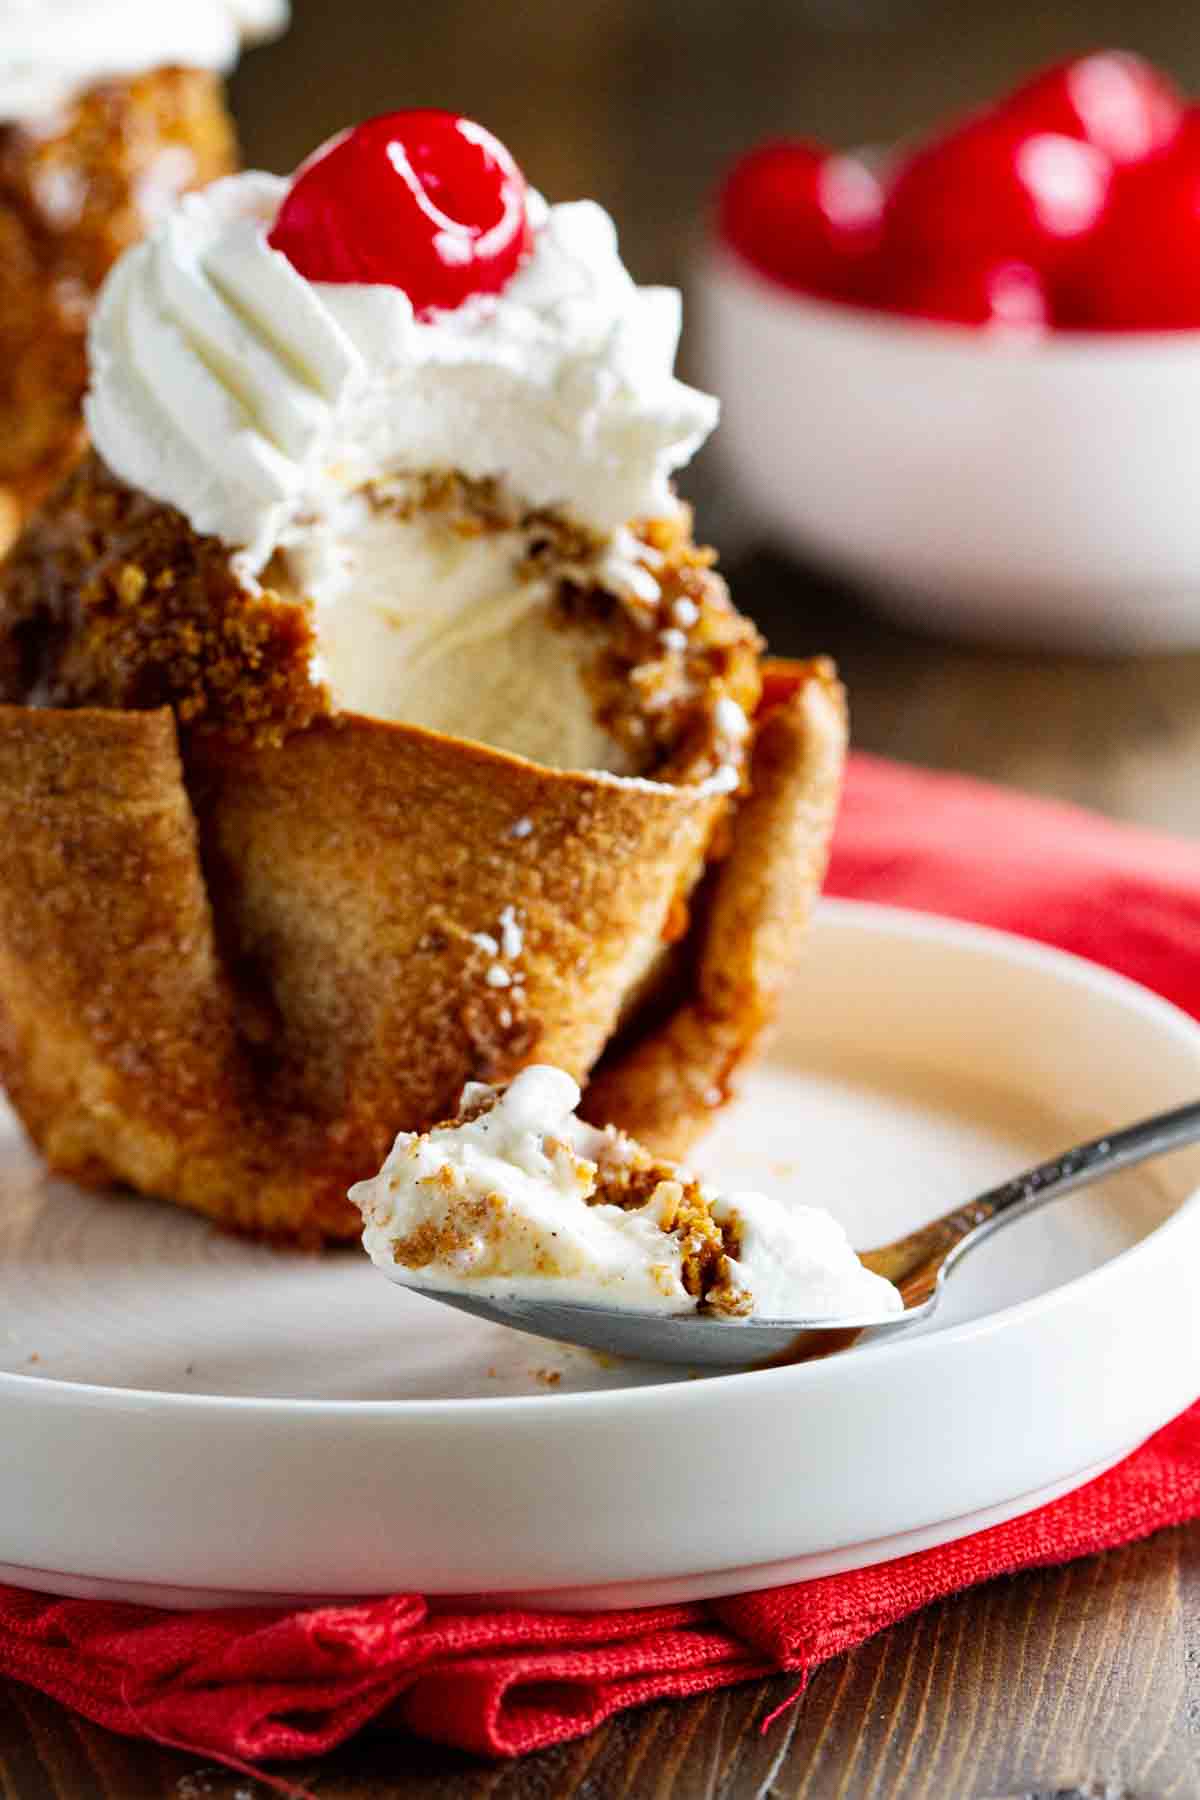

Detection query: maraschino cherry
(1004, 51), (1183, 164)
(1072, 111), (1200, 328)
(717, 138), (883, 299)
(882, 115), (1112, 272)
(876, 256), (1049, 332)
(268, 109), (532, 315)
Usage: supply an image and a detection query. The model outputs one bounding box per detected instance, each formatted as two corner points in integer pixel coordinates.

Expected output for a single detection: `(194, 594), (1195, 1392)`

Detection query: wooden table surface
(2, 555), (1198, 1798)
(5, 0), (1200, 1792)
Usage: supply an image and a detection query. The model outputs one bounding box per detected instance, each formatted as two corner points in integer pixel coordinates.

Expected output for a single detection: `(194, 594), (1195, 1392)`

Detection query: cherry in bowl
(874, 255), (1049, 332)
(1071, 111), (1200, 330)
(1003, 50), (1183, 165)
(717, 138), (882, 301)
(881, 114), (1112, 277)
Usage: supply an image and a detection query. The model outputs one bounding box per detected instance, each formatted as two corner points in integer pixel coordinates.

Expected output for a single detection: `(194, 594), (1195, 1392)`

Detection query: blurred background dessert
(0, 0), (287, 551)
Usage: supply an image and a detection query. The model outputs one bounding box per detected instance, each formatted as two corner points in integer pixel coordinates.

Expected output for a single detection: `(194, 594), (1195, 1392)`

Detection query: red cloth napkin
(3, 751), (1199, 1779)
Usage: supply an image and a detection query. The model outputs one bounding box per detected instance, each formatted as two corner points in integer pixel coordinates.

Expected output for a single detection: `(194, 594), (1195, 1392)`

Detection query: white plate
(1, 900), (1198, 1610)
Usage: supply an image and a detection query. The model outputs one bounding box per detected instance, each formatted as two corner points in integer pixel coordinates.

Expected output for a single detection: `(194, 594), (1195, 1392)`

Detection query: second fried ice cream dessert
(0, 110), (848, 1241)
(0, 0), (287, 549)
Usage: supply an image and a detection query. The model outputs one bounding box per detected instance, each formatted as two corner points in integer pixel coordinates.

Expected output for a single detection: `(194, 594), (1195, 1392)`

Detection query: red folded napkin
(2, 751), (1199, 1781)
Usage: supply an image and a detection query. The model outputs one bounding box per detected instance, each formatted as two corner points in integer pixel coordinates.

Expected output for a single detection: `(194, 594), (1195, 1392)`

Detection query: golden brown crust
(581, 659), (849, 1159)
(0, 453), (327, 738)
(0, 351), (846, 1247)
(0, 68), (237, 549)
(563, 510), (762, 785)
(0, 660), (845, 1239)
(0, 707), (276, 1221)
(593, 1162), (746, 1313)
(186, 715), (723, 1144)
(0, 703), (723, 1237)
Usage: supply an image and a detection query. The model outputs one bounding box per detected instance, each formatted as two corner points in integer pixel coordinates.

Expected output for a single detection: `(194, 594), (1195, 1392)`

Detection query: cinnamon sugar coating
(0, 70), (236, 545)
(567, 513), (762, 786)
(0, 702), (723, 1237)
(0, 454), (326, 740)
(589, 1153), (751, 1315)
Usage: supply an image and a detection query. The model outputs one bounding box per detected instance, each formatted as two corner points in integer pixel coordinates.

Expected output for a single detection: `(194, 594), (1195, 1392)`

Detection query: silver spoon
(404, 1099), (1200, 1368)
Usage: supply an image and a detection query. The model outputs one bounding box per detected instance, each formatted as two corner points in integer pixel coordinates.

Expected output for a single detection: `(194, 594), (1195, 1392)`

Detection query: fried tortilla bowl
(0, 658), (844, 1240)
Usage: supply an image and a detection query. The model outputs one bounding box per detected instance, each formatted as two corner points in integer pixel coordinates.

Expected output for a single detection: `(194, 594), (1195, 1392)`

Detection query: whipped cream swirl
(0, 1), (288, 123)
(85, 171), (719, 570)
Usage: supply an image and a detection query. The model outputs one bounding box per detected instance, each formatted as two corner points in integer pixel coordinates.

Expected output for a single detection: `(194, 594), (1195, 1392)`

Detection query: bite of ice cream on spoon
(351, 1066), (1200, 1370)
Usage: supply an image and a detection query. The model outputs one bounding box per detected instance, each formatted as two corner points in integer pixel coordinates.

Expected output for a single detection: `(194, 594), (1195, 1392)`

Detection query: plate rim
(0, 1444), (1137, 1612)
(2, 895), (1198, 1422)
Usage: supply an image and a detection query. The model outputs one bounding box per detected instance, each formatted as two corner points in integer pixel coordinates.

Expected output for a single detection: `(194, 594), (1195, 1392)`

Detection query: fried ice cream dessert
(0, 111), (847, 1241)
(0, 0), (287, 551)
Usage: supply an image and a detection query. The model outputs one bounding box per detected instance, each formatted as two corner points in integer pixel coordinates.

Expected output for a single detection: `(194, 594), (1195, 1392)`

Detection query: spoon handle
(861, 1097), (1200, 1309)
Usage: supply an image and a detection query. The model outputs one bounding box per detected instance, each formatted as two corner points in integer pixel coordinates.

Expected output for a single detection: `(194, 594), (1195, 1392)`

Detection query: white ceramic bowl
(697, 246), (1200, 651)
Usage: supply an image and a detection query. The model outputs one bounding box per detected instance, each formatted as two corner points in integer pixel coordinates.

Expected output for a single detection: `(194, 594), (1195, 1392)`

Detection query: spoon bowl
(404, 1097), (1200, 1368)
(402, 1290), (885, 1368)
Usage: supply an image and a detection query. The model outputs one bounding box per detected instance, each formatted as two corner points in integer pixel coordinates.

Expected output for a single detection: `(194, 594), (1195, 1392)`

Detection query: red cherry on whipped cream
(1003, 51), (1183, 164)
(1070, 112), (1200, 328)
(268, 109), (532, 314)
(877, 256), (1049, 332)
(883, 116), (1112, 271)
(717, 139), (882, 298)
